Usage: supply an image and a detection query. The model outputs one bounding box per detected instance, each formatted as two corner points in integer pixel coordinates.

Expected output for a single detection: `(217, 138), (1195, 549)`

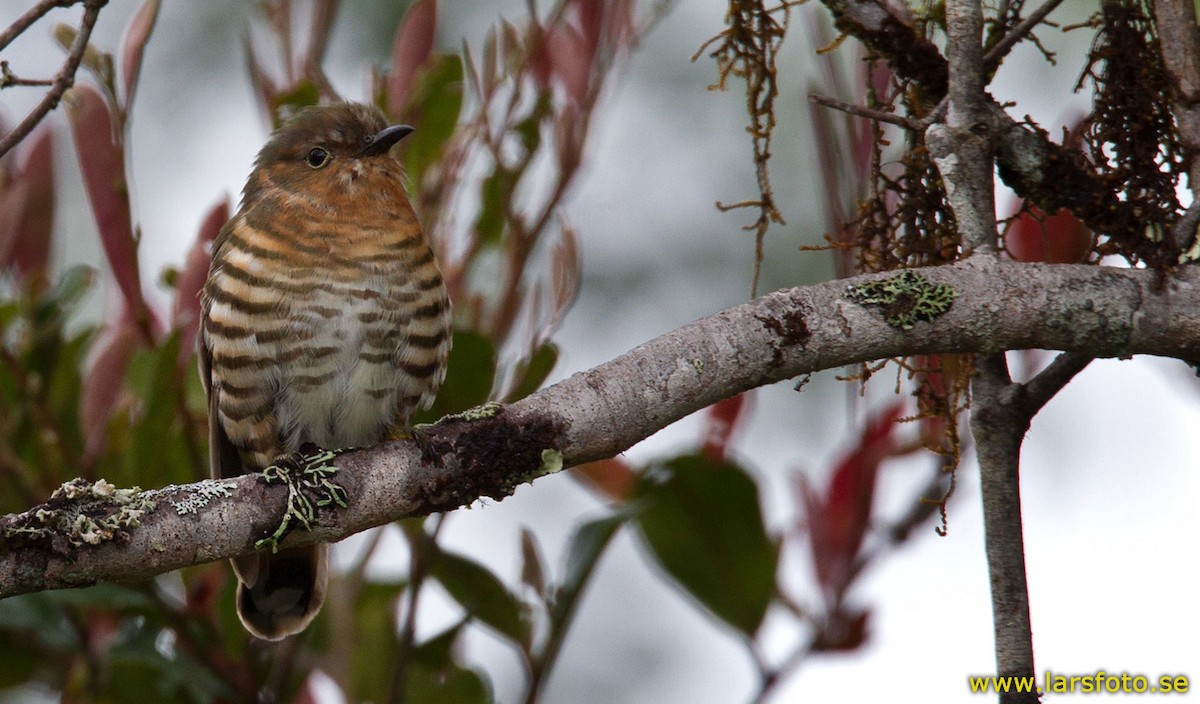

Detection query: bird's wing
(198, 333), (245, 482)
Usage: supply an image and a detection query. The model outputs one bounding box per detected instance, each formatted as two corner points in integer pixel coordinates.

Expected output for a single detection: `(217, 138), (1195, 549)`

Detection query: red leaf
(701, 393), (751, 462)
(67, 86), (151, 330)
(1005, 205), (1093, 263)
(184, 563), (226, 618)
(245, 37), (279, 125)
(0, 128), (55, 288)
(386, 0), (437, 117)
(0, 180), (25, 269)
(570, 457), (636, 501)
(119, 0), (161, 109)
(172, 198), (228, 366)
(81, 314), (140, 463)
(9, 127), (55, 286)
(801, 403), (904, 597)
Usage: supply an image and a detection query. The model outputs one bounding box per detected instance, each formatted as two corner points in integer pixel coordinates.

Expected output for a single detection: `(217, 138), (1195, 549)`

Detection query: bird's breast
(203, 217), (451, 461)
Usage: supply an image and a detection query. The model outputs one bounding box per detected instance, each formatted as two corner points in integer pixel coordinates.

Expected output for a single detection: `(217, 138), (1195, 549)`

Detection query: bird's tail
(232, 543), (328, 641)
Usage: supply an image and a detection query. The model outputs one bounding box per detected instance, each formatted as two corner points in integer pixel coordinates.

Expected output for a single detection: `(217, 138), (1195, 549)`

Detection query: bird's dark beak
(359, 124), (414, 157)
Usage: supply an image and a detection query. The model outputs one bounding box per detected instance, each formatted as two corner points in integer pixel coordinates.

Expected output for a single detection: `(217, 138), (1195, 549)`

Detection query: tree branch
(1017, 351), (1092, 413)
(814, 0), (1143, 247)
(2, 259), (1199, 598)
(0, 0), (76, 52)
(971, 353), (1038, 704)
(928, 0), (997, 254)
(1152, 0), (1200, 256)
(981, 0), (1066, 73)
(0, 0), (104, 161)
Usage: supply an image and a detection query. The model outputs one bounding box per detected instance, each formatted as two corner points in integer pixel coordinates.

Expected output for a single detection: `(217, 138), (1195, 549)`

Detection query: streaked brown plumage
(200, 102), (451, 640)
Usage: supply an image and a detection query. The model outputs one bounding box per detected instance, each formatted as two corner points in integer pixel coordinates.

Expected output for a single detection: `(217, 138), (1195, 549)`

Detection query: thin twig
(982, 0), (1067, 71)
(809, 93), (918, 129)
(0, 0), (77, 52)
(0, 0), (106, 161)
(1, 60), (53, 87)
(752, 634), (816, 704)
(1016, 350), (1092, 412)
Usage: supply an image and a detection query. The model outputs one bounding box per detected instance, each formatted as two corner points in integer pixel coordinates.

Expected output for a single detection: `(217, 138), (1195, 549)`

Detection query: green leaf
(352, 580), (406, 703)
(401, 621), (490, 704)
(271, 80), (320, 125)
(0, 592), (80, 650)
(532, 511), (629, 691)
(512, 94), (550, 158)
(403, 53), (465, 182)
(405, 660), (490, 704)
(549, 512), (626, 624)
(51, 264), (97, 308)
(411, 621), (466, 667)
(558, 512), (627, 613)
(0, 632), (40, 688)
(635, 455), (778, 635)
(120, 332), (192, 486)
(101, 622), (231, 704)
(414, 329), (496, 422)
(429, 550), (527, 646)
(473, 170), (512, 247)
(505, 342), (558, 402)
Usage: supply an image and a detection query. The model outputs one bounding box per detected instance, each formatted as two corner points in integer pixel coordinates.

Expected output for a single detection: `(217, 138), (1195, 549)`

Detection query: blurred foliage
(0, 1), (965, 703)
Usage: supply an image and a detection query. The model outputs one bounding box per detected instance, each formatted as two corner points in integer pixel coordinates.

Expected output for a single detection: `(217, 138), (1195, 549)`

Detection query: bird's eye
(305, 147), (331, 169)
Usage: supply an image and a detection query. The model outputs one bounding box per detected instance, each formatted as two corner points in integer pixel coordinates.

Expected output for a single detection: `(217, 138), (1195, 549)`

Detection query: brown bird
(199, 102), (451, 640)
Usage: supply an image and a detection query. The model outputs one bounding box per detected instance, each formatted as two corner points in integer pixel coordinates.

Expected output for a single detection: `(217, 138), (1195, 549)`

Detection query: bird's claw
(255, 446), (351, 553)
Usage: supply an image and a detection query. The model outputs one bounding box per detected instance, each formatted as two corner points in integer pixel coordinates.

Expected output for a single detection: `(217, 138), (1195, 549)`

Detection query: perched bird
(200, 102), (451, 640)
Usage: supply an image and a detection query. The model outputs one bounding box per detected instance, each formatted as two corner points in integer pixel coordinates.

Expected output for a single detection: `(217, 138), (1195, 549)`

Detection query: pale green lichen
(540, 449), (564, 474)
(255, 448), (349, 553)
(446, 401), (504, 423)
(413, 402), (506, 438)
(845, 270), (959, 330)
(3, 478), (154, 551)
(170, 479), (239, 515)
(691, 358), (704, 374)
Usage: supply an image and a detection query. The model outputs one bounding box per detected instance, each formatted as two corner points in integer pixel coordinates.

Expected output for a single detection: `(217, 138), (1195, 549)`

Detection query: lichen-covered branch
(2, 259), (1200, 598)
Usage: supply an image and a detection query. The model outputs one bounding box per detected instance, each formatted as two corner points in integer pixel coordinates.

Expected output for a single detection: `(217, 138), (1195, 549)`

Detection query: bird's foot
(255, 445), (351, 553)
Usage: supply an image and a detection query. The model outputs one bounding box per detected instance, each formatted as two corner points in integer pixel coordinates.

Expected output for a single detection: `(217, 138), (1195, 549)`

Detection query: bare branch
(1152, 0), (1200, 256)
(808, 92), (917, 129)
(1, 60), (53, 87)
(0, 0), (77, 52)
(934, 0), (1037, 687)
(813, 0), (1145, 250)
(928, 0), (998, 254)
(982, 0), (1067, 73)
(1017, 351), (1092, 413)
(0, 0), (105, 161)
(971, 354), (1038, 703)
(2, 260), (1199, 598)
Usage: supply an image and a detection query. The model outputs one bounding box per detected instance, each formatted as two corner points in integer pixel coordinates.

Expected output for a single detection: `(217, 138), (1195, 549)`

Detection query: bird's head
(243, 102), (415, 208)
